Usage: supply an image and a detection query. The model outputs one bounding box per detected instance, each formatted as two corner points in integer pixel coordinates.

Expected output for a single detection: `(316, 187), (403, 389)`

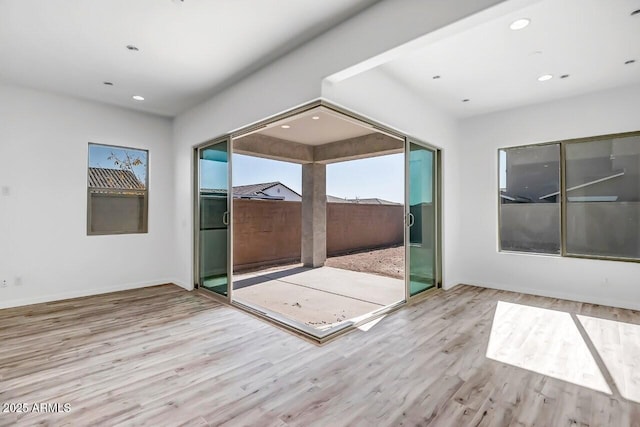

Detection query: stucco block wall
(233, 199), (302, 270)
(232, 200), (404, 270)
(327, 202), (404, 255)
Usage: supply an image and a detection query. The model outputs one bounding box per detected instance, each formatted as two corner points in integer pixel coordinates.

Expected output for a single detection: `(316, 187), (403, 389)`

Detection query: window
(565, 134), (640, 259)
(499, 131), (640, 262)
(499, 144), (561, 254)
(87, 143), (148, 235)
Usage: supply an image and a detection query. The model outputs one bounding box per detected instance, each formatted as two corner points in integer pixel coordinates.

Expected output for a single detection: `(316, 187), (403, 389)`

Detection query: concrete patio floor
(233, 266), (404, 329)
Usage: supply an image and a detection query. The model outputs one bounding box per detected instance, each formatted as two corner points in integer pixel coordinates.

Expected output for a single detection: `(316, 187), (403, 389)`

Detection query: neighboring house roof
(234, 182), (279, 197)
(202, 181), (301, 200)
(201, 188), (228, 194)
(233, 181), (301, 200)
(327, 195), (401, 205)
(353, 198), (402, 205)
(201, 181), (401, 205)
(327, 195), (349, 203)
(88, 167), (145, 190)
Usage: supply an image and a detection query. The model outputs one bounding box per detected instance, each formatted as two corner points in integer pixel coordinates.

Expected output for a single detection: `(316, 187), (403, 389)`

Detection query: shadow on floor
(233, 266), (311, 290)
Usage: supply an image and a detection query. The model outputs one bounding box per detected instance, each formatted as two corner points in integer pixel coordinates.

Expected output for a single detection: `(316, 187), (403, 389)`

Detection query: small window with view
(87, 143), (148, 235)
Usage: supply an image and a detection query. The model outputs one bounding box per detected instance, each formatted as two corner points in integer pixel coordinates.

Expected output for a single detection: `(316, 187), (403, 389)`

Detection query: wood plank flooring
(1, 284), (639, 426)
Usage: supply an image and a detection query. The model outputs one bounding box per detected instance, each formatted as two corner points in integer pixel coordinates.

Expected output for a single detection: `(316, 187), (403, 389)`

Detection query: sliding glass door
(406, 139), (439, 297)
(197, 138), (231, 297)
(191, 102), (443, 342)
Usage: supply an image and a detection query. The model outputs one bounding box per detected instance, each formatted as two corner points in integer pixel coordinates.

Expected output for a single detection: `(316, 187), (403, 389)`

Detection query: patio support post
(301, 163), (327, 267)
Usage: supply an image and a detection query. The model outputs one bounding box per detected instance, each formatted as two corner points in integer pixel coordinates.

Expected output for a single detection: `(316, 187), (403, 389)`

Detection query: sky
(232, 155), (300, 193)
(87, 143), (423, 203)
(231, 153), (405, 203)
(88, 144), (148, 184)
(88, 145), (414, 203)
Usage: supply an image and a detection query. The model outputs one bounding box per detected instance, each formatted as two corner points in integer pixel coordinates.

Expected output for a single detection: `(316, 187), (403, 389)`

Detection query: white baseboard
(456, 281), (640, 312)
(0, 279), (182, 310)
(9, 277), (634, 313)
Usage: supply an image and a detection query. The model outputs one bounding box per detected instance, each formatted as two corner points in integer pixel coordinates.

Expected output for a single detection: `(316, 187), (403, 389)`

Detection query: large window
(499, 131), (640, 261)
(87, 143), (148, 235)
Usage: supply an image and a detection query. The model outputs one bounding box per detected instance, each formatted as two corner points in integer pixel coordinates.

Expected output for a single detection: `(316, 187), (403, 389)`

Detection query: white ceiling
(255, 107), (376, 145)
(0, 0), (378, 116)
(378, 0), (640, 118)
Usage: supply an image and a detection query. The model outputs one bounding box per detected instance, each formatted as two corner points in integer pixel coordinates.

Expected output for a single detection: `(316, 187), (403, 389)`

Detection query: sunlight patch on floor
(578, 314), (640, 403)
(357, 315), (386, 332)
(486, 301), (611, 395)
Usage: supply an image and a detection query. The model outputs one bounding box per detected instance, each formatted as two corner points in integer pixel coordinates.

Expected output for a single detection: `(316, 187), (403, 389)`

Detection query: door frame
(405, 137), (443, 303)
(193, 135), (233, 304)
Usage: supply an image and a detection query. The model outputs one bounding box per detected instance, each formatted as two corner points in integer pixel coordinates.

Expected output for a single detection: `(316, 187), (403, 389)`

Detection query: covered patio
(233, 265), (404, 330)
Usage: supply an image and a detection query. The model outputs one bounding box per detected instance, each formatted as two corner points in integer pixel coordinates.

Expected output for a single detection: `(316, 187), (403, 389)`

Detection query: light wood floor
(1, 284), (639, 426)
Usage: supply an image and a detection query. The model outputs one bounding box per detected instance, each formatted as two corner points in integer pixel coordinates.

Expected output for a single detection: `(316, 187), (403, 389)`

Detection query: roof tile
(88, 167), (145, 190)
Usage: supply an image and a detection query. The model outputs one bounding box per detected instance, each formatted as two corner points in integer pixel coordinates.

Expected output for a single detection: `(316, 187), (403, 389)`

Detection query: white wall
(323, 68), (462, 288)
(0, 84), (176, 308)
(457, 84), (640, 310)
(173, 0), (506, 288)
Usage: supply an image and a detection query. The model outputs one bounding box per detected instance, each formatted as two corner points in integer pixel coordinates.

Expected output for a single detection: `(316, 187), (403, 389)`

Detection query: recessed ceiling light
(625, 59), (636, 65)
(631, 9), (640, 16)
(126, 45), (139, 51)
(432, 75), (441, 80)
(538, 74), (553, 82)
(103, 81), (113, 86)
(510, 18), (530, 30)
(281, 125), (291, 129)
(560, 74), (570, 79)
(132, 95), (145, 101)
(311, 116), (320, 120)
(462, 99), (470, 103)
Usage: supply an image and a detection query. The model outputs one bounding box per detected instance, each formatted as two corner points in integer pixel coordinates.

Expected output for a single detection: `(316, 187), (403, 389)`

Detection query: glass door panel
(407, 141), (437, 296)
(199, 140), (229, 296)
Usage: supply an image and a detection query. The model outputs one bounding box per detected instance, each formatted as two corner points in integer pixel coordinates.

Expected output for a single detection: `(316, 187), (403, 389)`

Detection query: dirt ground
(234, 246), (405, 279)
(325, 245), (404, 279)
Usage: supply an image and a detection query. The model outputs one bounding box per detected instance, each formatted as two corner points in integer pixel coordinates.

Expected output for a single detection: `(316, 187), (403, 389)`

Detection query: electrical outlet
(1, 280), (7, 288)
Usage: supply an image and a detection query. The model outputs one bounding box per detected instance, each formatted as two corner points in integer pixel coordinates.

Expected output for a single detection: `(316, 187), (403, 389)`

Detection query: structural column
(301, 163), (326, 267)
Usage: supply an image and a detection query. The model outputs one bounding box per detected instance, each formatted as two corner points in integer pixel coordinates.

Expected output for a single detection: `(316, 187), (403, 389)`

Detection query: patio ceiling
(233, 106), (404, 164)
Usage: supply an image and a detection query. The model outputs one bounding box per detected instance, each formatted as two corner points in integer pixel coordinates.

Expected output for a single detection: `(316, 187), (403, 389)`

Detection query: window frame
(498, 130), (640, 263)
(497, 140), (562, 256)
(87, 142), (149, 236)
